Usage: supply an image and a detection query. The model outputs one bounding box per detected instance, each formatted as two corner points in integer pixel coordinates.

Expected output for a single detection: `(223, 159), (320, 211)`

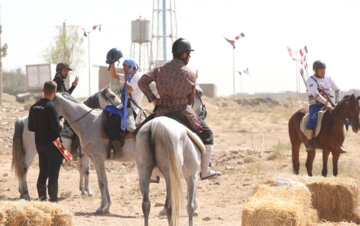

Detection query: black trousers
(165, 112), (214, 145)
(36, 143), (63, 187)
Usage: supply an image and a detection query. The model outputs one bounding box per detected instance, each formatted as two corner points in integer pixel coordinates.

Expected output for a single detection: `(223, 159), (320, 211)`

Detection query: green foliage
(42, 25), (85, 73)
(3, 68), (27, 95)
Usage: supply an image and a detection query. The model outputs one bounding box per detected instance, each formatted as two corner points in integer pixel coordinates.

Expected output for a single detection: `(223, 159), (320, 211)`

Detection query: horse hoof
(158, 207), (167, 217)
(20, 194), (31, 201)
(87, 191), (94, 197)
(193, 210), (199, 217)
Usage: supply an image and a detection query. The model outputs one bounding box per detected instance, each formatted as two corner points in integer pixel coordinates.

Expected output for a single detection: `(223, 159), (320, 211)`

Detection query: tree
(0, 22), (8, 105)
(42, 22), (85, 74)
(3, 68), (26, 95)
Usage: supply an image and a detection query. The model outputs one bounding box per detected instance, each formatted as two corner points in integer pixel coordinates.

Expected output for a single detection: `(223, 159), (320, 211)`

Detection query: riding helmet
(172, 38), (194, 55)
(313, 60), (326, 70)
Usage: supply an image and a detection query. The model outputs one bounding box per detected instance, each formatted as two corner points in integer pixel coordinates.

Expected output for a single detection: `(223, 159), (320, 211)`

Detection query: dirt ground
(1, 93), (360, 226)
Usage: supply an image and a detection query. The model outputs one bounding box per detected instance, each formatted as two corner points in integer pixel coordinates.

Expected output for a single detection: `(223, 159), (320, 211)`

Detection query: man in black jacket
(28, 81), (63, 202)
(53, 62), (79, 94)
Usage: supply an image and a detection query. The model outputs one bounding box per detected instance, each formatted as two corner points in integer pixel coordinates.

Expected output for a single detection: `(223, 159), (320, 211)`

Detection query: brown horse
(289, 94), (360, 177)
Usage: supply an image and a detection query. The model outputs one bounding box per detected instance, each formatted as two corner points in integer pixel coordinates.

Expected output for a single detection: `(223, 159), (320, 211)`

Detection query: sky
(1, 0), (360, 97)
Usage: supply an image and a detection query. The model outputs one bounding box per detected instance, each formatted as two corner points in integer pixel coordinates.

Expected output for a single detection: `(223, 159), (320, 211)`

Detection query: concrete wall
(98, 66), (124, 90)
(199, 83), (217, 98)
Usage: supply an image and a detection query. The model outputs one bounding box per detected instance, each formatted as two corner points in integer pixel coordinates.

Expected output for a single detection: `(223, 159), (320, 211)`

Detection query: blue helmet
(123, 58), (137, 69)
(106, 48), (123, 64)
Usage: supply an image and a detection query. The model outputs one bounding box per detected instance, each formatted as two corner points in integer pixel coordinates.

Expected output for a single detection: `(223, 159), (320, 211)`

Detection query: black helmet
(172, 38), (194, 55)
(56, 62), (72, 73)
(313, 60), (326, 70)
(106, 48), (123, 64)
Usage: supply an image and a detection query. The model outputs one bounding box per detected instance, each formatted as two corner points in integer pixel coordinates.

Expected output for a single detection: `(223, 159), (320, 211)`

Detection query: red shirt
(138, 59), (202, 132)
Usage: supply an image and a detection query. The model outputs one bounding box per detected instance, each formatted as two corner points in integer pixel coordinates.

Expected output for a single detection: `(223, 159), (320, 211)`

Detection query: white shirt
(118, 72), (144, 114)
(306, 75), (339, 98)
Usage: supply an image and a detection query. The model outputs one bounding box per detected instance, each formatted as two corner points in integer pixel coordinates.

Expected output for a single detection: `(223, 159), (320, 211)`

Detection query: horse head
(340, 94), (360, 133)
(99, 86), (121, 108)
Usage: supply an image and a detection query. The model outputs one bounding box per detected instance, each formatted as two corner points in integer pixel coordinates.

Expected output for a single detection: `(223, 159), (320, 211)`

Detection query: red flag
(299, 49), (304, 57)
(287, 46), (296, 61)
(224, 37), (235, 49)
(235, 32), (245, 40)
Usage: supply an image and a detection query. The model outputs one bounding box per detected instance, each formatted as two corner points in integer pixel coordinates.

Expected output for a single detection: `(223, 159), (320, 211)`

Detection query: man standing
(138, 38), (222, 180)
(53, 62), (79, 94)
(28, 81), (63, 202)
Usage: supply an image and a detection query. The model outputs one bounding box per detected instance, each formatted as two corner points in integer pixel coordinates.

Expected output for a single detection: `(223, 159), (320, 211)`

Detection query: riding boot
(37, 184), (47, 201)
(48, 183), (58, 202)
(340, 145), (347, 153)
(306, 129), (315, 152)
(200, 145), (222, 180)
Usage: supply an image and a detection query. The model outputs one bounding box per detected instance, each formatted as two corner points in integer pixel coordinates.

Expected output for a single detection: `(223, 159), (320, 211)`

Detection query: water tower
(130, 18), (151, 72)
(150, 0), (178, 68)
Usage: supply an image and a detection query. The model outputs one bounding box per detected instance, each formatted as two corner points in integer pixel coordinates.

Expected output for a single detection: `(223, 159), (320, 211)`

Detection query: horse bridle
(72, 90), (118, 124)
(100, 90), (118, 107)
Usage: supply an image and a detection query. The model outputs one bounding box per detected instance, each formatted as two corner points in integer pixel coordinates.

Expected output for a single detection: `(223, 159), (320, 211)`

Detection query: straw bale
(316, 219), (358, 225)
(0, 200), (73, 226)
(0, 211), (4, 225)
(242, 181), (318, 226)
(31, 201), (74, 226)
(300, 177), (360, 223)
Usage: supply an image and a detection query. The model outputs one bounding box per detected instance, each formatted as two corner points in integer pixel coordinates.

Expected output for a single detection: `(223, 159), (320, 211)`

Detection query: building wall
(199, 83), (217, 98)
(98, 66), (124, 90)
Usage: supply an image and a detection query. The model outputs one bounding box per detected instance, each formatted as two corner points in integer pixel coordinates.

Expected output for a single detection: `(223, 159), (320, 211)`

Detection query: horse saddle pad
(300, 110), (326, 138)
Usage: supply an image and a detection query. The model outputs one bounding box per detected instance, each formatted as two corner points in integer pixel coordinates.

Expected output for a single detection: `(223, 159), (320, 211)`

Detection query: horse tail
(12, 118), (26, 180)
(151, 119), (183, 226)
(288, 108), (307, 174)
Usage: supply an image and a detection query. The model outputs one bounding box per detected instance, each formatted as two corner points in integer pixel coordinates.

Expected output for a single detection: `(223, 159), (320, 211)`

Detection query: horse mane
(333, 94), (354, 111)
(61, 92), (82, 104)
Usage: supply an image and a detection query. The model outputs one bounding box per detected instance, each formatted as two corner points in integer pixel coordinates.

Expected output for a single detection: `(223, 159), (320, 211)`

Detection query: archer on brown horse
(288, 94), (360, 177)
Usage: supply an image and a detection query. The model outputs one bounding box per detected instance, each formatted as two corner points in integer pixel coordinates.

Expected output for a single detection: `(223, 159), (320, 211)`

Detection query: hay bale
(301, 177), (360, 223)
(30, 201), (74, 226)
(242, 180), (318, 226)
(0, 200), (73, 226)
(0, 200), (51, 226)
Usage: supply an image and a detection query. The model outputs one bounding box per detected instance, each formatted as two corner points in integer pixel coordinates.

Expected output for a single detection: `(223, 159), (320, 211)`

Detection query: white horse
(11, 87), (121, 200)
(136, 116), (201, 226)
(52, 92), (202, 224)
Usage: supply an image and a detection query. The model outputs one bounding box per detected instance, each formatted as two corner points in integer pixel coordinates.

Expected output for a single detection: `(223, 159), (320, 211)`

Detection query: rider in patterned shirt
(138, 38), (222, 180)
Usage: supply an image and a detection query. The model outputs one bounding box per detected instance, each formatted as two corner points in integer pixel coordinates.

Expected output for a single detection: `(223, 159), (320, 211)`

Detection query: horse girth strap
(72, 109), (95, 123)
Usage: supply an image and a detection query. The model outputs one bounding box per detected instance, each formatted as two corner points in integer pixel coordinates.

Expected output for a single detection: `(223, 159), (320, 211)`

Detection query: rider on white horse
(138, 38), (222, 180)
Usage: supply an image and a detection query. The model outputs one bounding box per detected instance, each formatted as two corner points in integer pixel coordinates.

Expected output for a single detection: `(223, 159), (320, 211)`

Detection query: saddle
(300, 110), (326, 138)
(103, 111), (129, 159)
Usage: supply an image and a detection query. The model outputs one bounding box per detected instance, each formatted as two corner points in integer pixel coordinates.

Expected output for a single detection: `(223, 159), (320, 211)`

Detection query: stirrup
(340, 146), (347, 154)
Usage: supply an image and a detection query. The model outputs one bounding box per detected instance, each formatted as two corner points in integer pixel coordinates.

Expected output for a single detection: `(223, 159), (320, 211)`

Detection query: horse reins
(72, 109), (96, 124)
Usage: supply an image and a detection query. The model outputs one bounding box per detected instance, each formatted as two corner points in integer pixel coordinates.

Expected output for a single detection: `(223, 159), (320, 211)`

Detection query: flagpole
(233, 47), (235, 97)
(295, 51), (299, 96)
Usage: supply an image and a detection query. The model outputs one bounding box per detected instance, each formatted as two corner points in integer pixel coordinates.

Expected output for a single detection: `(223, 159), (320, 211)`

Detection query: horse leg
(20, 147), (37, 200)
(291, 140), (301, 175)
(305, 151), (316, 176)
(185, 174), (197, 226)
(92, 157), (111, 214)
(321, 149), (330, 177)
(79, 152), (93, 196)
(138, 169), (152, 226)
(164, 178), (173, 226)
(332, 150), (341, 176)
